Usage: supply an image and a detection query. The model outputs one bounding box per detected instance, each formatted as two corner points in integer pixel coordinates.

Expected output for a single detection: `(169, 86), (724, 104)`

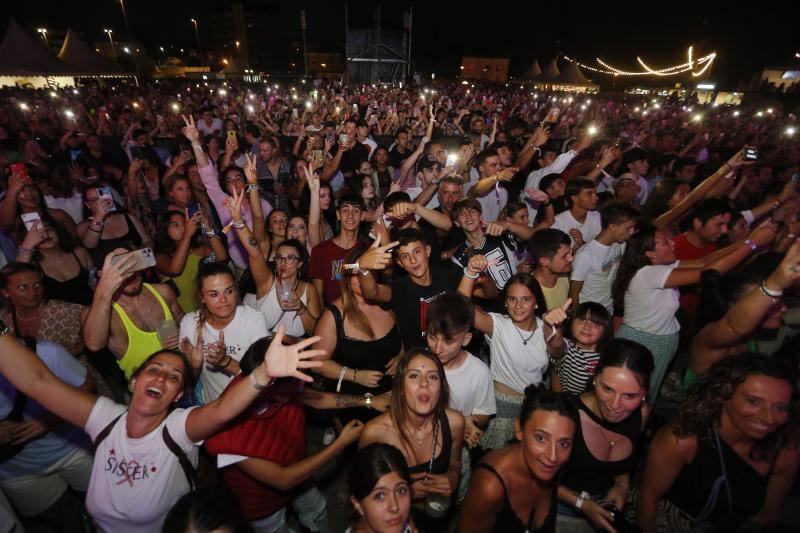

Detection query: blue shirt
(0, 341), (88, 478)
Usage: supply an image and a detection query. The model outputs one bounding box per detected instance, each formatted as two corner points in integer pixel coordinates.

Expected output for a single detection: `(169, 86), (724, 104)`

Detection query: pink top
(199, 161), (272, 268)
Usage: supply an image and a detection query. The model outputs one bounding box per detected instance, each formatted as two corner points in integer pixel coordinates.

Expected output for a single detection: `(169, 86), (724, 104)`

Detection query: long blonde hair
(338, 248), (375, 338)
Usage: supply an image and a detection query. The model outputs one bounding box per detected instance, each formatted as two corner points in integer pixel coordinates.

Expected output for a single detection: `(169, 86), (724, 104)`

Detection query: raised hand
(766, 239), (800, 290)
(21, 221), (48, 249)
(223, 186), (245, 223)
(261, 325), (324, 382)
(356, 234), (399, 271)
(243, 153), (258, 184)
(525, 188), (550, 203)
(483, 219), (507, 237)
(203, 330), (229, 368)
(496, 167), (518, 182)
(390, 202), (417, 219)
(569, 229), (584, 249)
(181, 114), (200, 143)
(747, 218), (778, 248)
(543, 298), (571, 329)
(96, 248), (138, 299)
(530, 125), (550, 147)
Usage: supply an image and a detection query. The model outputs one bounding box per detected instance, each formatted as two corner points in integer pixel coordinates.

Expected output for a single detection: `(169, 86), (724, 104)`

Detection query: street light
(191, 18), (205, 67)
(103, 29), (116, 57)
(36, 28), (49, 50)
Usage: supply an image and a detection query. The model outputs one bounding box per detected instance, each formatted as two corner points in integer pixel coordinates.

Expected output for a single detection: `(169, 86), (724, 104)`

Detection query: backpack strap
(162, 425), (197, 491)
(93, 413), (124, 449)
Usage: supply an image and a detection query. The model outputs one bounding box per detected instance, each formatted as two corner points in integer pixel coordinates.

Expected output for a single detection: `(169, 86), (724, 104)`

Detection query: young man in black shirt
(357, 228), (495, 350)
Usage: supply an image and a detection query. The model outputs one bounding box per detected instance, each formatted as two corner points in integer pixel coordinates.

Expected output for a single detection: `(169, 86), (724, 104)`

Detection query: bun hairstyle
(519, 384), (579, 428)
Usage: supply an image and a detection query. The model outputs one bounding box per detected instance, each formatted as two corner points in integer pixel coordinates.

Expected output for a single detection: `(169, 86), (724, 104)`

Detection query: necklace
(14, 307), (40, 321)
(413, 420), (433, 446)
(512, 321), (536, 345)
(597, 425), (617, 450)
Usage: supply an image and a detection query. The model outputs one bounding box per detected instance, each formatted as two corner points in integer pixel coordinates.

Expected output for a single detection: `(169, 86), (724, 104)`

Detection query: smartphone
(188, 204), (200, 217)
(310, 149), (324, 170)
(445, 152), (458, 167)
(110, 247), (156, 273)
(226, 130), (237, 143)
(21, 212), (41, 232)
(97, 186), (117, 213)
(744, 147), (758, 161)
(10, 162), (27, 179)
(339, 133), (350, 145)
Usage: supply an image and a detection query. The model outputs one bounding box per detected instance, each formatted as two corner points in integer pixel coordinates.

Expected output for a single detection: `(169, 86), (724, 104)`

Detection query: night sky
(3, 0), (799, 86)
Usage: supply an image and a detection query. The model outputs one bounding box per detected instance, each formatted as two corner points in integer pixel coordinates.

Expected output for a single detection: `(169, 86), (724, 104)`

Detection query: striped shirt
(550, 339), (600, 396)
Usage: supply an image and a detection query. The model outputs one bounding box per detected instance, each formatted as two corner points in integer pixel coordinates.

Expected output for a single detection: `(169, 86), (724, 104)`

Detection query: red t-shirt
(308, 239), (360, 303)
(672, 232), (717, 330)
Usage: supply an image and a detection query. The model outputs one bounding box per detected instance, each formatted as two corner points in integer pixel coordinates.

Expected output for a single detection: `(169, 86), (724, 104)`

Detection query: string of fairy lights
(563, 46), (716, 77)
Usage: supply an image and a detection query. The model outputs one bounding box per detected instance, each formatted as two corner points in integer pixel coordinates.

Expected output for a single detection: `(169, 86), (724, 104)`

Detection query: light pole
(103, 29), (116, 58)
(36, 28), (49, 50)
(117, 0), (140, 81)
(191, 18), (205, 68)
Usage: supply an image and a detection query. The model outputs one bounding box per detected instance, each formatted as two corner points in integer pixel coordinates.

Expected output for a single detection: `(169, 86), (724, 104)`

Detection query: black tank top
(665, 431), (770, 526)
(324, 304), (401, 422)
(39, 251), (92, 306)
(474, 463), (556, 532)
(102, 213), (143, 250)
(407, 412), (453, 476)
(561, 396), (643, 494)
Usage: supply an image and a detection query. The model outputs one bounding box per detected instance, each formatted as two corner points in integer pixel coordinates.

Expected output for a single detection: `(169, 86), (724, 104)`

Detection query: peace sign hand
(357, 234), (400, 271)
(181, 114), (200, 142)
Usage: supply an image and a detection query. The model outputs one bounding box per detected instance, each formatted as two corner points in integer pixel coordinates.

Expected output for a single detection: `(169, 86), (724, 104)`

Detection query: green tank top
(112, 283), (173, 380)
(164, 252), (201, 313)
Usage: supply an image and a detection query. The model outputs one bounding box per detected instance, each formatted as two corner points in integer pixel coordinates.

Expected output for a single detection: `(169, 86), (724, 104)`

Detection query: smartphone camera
(744, 147), (758, 161)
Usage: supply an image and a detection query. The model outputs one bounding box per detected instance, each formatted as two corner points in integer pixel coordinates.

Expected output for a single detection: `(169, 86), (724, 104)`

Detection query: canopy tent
(519, 60), (542, 81)
(57, 28), (125, 76)
(552, 62), (591, 85)
(538, 59), (560, 82)
(0, 18), (77, 86)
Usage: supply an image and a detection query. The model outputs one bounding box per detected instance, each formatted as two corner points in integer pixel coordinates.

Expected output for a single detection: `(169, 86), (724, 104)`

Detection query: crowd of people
(0, 76), (797, 533)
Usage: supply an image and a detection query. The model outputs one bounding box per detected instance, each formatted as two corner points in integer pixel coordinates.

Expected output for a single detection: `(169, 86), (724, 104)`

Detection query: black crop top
(561, 396), (642, 495)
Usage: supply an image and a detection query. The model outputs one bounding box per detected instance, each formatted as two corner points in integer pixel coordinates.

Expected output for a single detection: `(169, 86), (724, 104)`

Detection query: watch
(575, 490), (590, 511)
(363, 392), (374, 409)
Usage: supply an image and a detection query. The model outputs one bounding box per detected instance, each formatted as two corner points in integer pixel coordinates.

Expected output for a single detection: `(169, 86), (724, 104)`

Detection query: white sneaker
(322, 428), (336, 446)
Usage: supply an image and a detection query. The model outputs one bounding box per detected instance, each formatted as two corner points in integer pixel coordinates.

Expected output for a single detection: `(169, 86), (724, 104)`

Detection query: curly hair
(675, 352), (799, 462)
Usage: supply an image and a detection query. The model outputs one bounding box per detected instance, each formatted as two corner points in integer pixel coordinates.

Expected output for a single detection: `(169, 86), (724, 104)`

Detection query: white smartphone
(21, 212), (41, 232)
(110, 248), (156, 273)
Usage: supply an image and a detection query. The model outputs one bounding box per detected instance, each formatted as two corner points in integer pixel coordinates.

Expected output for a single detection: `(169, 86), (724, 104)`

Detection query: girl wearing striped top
(550, 302), (611, 396)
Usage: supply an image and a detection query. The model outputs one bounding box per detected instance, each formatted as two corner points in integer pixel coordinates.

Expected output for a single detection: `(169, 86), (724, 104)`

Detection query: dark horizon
(3, 1), (799, 86)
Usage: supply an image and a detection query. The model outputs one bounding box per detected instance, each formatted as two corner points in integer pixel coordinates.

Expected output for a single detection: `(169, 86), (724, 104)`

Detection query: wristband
(205, 230), (219, 239)
(759, 281), (783, 299)
(463, 266), (480, 279)
(744, 239), (758, 251)
(575, 490), (590, 511)
(337, 366), (348, 393)
(231, 221), (246, 230)
(249, 370), (272, 391)
(87, 225), (103, 233)
(220, 355), (232, 369)
(18, 247), (35, 255)
(245, 183), (261, 194)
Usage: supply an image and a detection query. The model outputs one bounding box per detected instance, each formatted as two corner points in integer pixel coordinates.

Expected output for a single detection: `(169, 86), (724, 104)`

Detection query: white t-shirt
(485, 313), (549, 393)
(45, 191), (84, 224)
(84, 397), (199, 533)
(444, 353), (496, 417)
(362, 137), (378, 157)
(551, 210), (602, 248)
(622, 263), (680, 335)
(180, 306), (269, 404)
(571, 240), (625, 313)
(243, 281), (308, 338)
(197, 117), (223, 137)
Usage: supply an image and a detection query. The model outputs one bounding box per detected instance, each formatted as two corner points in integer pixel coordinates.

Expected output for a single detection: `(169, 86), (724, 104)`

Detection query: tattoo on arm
(248, 236), (257, 246)
(334, 394), (364, 408)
